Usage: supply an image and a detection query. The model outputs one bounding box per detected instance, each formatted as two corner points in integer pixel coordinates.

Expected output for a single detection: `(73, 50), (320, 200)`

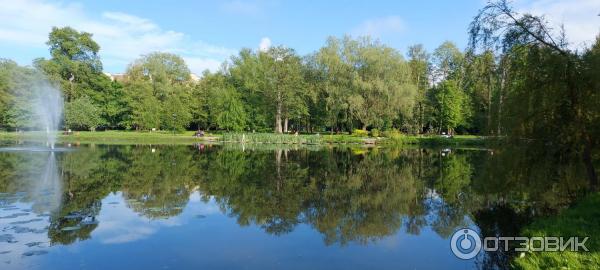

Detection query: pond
(0, 143), (589, 269)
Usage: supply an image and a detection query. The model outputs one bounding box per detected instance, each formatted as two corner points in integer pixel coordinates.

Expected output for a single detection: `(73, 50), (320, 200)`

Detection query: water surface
(0, 143), (587, 269)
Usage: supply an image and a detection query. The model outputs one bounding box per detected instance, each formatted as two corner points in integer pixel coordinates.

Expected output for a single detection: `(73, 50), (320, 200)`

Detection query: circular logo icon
(450, 228), (482, 259)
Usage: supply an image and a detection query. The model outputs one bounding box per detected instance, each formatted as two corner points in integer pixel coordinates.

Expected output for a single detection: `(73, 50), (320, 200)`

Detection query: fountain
(32, 77), (63, 149)
(0, 75), (66, 152)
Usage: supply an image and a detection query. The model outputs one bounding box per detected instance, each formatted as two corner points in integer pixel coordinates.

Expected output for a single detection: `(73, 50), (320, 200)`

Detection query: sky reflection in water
(0, 144), (587, 269)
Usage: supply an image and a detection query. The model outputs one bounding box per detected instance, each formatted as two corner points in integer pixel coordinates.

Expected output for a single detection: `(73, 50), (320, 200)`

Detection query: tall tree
(313, 37), (353, 133)
(407, 44), (430, 133)
(463, 50), (497, 134)
(36, 26), (105, 102)
(123, 52), (193, 131)
(428, 80), (469, 134)
(316, 36), (417, 131)
(432, 41), (464, 83)
(64, 96), (103, 131)
(469, 0), (599, 189)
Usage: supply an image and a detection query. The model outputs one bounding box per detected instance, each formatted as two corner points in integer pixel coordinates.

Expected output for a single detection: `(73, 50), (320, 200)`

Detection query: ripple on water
(24, 242), (44, 247)
(0, 213), (29, 219)
(22, 250), (48, 257)
(11, 226), (47, 234)
(0, 234), (16, 243)
(9, 218), (43, 225)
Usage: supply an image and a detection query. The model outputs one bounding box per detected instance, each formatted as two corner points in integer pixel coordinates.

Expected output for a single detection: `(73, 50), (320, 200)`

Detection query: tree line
(0, 1), (598, 142)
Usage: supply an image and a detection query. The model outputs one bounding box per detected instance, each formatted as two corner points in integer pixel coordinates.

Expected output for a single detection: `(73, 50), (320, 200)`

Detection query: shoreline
(0, 131), (489, 147)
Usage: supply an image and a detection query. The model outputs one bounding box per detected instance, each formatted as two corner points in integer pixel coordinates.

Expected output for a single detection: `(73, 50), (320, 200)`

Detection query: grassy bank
(0, 131), (218, 145)
(0, 131), (488, 146)
(221, 132), (488, 147)
(513, 193), (600, 269)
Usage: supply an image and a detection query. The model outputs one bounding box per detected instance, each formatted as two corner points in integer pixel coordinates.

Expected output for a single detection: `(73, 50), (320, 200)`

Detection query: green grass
(512, 193), (600, 269)
(379, 134), (487, 147)
(222, 132), (325, 144)
(0, 130), (489, 146)
(221, 132), (383, 145)
(0, 130), (218, 145)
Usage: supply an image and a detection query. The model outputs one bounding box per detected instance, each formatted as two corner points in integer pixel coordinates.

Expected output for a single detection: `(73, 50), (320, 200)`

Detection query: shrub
(382, 129), (402, 138)
(370, 128), (380, 137)
(351, 129), (369, 137)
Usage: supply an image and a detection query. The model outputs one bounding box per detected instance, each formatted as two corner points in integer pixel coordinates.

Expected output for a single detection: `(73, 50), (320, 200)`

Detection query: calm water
(0, 143), (588, 269)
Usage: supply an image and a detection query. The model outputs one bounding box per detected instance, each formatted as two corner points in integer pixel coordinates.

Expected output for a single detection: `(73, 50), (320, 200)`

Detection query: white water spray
(31, 78), (63, 148)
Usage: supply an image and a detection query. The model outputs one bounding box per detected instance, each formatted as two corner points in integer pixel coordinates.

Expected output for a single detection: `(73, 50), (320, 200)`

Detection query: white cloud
(352, 16), (405, 38)
(94, 193), (183, 245)
(515, 0), (600, 49)
(259, 37), (271, 52)
(0, 0), (236, 74)
(184, 57), (223, 75)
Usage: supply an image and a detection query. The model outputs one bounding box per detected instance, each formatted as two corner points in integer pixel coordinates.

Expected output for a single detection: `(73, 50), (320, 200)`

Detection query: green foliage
(351, 129), (369, 137)
(370, 128), (380, 137)
(229, 46), (308, 133)
(212, 88), (247, 132)
(407, 44), (430, 133)
(463, 50), (497, 134)
(221, 133), (322, 144)
(469, 0), (599, 190)
(196, 72), (247, 131)
(123, 80), (161, 130)
(161, 94), (192, 132)
(315, 36), (417, 130)
(65, 96), (103, 131)
(123, 52), (193, 131)
(513, 193), (600, 269)
(428, 80), (469, 134)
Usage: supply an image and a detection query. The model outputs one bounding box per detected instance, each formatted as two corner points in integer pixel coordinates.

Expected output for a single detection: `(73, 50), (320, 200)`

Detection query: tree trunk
(497, 60), (508, 135)
(275, 113), (282, 133)
(583, 140), (598, 191)
(284, 117), (288, 133)
(275, 94), (282, 133)
(487, 74), (492, 135)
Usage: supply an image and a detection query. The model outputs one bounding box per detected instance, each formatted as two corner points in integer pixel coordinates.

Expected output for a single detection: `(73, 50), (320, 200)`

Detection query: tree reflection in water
(0, 143), (591, 267)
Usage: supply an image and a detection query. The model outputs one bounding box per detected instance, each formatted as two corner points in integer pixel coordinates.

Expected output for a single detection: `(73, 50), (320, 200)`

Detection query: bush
(65, 96), (103, 131)
(351, 129), (369, 137)
(370, 128), (380, 137)
(221, 133), (322, 144)
(382, 129), (402, 138)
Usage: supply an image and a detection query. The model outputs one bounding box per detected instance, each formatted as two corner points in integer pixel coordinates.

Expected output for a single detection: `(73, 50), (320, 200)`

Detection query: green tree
(428, 80), (469, 134)
(212, 87), (247, 131)
(407, 44), (430, 133)
(259, 46), (306, 133)
(432, 41), (464, 83)
(35, 27), (105, 102)
(313, 37), (353, 133)
(123, 52), (193, 131)
(316, 36), (417, 131)
(463, 50), (497, 134)
(33, 26), (124, 128)
(123, 80), (161, 130)
(64, 96), (103, 131)
(469, 0), (599, 189)
(229, 46), (308, 133)
(161, 93), (192, 132)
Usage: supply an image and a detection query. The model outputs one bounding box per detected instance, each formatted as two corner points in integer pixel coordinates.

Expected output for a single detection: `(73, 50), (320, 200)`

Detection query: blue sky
(1, 0), (598, 74)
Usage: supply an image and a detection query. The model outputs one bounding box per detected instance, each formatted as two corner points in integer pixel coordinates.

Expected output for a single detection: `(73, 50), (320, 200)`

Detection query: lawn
(0, 130), (489, 146)
(512, 193), (600, 269)
(0, 130), (217, 145)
